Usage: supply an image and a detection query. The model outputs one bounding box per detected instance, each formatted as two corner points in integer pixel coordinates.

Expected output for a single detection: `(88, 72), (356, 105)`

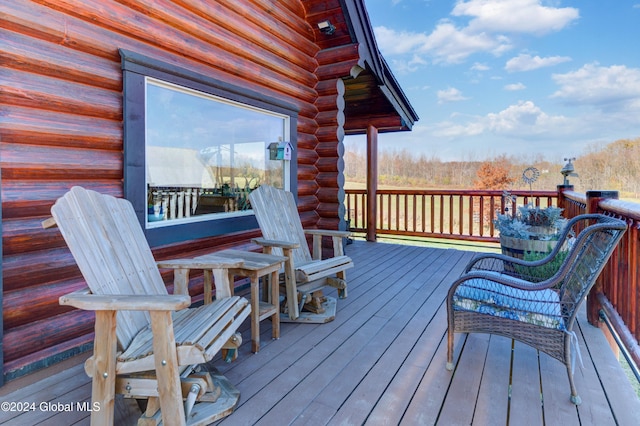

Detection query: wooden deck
(2, 241), (639, 425)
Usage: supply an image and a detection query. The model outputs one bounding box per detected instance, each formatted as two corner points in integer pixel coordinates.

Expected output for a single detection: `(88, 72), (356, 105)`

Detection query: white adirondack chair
(47, 187), (251, 426)
(249, 185), (353, 323)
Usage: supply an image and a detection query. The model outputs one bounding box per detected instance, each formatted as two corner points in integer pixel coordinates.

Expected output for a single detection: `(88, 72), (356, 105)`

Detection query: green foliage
(494, 213), (532, 238)
(517, 205), (564, 227)
(494, 204), (567, 240)
(514, 248), (569, 282)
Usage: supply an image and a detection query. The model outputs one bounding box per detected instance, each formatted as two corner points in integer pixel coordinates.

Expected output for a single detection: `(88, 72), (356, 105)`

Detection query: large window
(145, 78), (290, 228)
(121, 50), (298, 246)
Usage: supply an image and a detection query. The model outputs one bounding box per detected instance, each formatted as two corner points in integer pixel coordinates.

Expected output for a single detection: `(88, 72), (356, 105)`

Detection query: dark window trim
(120, 49), (298, 247)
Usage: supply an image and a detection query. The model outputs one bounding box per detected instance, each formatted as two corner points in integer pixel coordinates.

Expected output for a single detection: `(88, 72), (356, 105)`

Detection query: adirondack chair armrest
(252, 237), (300, 250)
(304, 229), (351, 259)
(157, 257), (243, 270)
(59, 289), (191, 311)
(157, 257), (245, 297)
(304, 229), (351, 238)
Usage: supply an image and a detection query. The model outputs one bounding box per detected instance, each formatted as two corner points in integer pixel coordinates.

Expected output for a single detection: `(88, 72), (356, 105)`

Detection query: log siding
(0, 0), (333, 381)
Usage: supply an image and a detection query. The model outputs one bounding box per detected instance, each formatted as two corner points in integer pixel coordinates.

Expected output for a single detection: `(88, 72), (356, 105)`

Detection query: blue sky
(345, 0), (640, 162)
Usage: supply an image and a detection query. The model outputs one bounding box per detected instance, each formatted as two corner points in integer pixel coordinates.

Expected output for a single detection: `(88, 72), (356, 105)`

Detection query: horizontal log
(299, 210), (320, 228)
(297, 195), (319, 213)
(316, 78), (345, 97)
(316, 157), (340, 173)
(304, 0), (342, 17)
(297, 179), (320, 198)
(1, 143), (122, 180)
(1, 180), (122, 219)
(316, 60), (359, 81)
(297, 164), (319, 181)
(1, 29), (121, 91)
(218, 0), (319, 58)
(297, 135), (319, 152)
(316, 141), (342, 157)
(298, 115), (320, 136)
(316, 202), (339, 217)
(316, 44), (359, 67)
(316, 93), (344, 112)
(316, 217), (340, 230)
(316, 34), (354, 52)
(2, 68), (121, 120)
(316, 172), (339, 188)
(2, 248), (82, 292)
(3, 310), (96, 363)
(3, 335), (94, 381)
(344, 115), (406, 133)
(1, 105), (122, 150)
(2, 217), (68, 256)
(1, 1), (121, 60)
(195, 0), (319, 59)
(317, 187), (339, 204)
(316, 110), (345, 128)
(316, 125), (345, 143)
(297, 148), (320, 166)
(3, 278), (86, 329)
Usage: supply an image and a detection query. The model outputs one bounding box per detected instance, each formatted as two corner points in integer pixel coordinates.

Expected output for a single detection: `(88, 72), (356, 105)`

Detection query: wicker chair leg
(446, 328), (454, 371)
(566, 363), (582, 405)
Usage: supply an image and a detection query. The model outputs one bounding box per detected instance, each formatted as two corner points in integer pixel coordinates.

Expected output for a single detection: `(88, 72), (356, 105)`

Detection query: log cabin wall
(0, 0), (351, 382)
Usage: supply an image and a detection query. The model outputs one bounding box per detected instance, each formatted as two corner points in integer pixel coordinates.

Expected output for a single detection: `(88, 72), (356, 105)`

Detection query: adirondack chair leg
(88, 310), (117, 426)
(327, 272), (348, 299)
(138, 398), (161, 425)
(282, 248), (300, 320)
(149, 311), (186, 426)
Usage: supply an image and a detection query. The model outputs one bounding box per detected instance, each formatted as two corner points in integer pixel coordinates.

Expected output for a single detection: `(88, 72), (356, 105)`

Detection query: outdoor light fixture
(317, 20), (336, 35)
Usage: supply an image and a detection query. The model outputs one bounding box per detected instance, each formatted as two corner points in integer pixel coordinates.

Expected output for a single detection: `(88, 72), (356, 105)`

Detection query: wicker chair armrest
(450, 271), (560, 297)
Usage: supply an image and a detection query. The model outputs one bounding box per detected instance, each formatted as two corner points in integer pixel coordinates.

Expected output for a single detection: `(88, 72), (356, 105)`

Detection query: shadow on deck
(1, 241), (639, 425)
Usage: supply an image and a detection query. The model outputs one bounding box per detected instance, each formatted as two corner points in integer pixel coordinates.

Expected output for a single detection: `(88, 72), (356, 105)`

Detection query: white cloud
(471, 62), (490, 71)
(419, 21), (512, 63)
(551, 63), (640, 111)
(437, 87), (469, 103)
(504, 82), (526, 91)
(505, 53), (572, 72)
(432, 100), (568, 138)
(486, 100), (567, 133)
(452, 0), (579, 35)
(374, 26), (429, 56)
(374, 23), (511, 65)
(374, 1), (578, 67)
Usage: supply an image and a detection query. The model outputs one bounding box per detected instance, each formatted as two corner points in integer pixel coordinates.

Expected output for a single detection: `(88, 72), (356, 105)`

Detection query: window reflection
(145, 79), (289, 227)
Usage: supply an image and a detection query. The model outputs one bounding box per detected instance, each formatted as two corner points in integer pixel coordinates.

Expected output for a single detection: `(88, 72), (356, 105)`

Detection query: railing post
(586, 190), (619, 325)
(556, 184), (573, 214)
(366, 125), (378, 242)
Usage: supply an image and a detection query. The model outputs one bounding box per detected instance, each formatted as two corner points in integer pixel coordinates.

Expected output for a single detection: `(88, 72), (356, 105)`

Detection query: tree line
(344, 137), (640, 199)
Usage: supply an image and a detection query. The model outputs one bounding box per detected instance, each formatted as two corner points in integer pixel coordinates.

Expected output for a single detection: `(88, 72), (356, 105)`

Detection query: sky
(345, 0), (640, 162)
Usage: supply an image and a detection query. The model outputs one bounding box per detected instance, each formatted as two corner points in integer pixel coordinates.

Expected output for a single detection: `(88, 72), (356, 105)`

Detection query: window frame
(121, 49), (298, 246)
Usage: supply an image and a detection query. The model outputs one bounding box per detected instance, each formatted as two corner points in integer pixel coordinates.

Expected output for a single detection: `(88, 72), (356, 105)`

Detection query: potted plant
(494, 204), (567, 260)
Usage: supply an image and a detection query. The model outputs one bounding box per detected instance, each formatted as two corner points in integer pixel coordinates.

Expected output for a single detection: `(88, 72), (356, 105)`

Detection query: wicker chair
(446, 214), (627, 405)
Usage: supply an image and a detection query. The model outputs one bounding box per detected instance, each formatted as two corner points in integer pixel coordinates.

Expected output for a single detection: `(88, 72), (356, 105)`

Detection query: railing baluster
(449, 196), (454, 235)
(345, 188), (560, 242)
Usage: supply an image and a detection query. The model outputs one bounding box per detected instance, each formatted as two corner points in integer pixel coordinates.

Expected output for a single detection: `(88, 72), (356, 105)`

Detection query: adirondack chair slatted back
(249, 185), (312, 264)
(51, 187), (168, 349)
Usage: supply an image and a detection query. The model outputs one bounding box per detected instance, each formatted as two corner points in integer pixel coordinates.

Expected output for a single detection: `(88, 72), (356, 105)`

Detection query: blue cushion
(453, 278), (565, 330)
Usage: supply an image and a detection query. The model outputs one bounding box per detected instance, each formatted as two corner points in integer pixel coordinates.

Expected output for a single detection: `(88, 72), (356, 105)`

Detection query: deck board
(1, 240), (639, 425)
